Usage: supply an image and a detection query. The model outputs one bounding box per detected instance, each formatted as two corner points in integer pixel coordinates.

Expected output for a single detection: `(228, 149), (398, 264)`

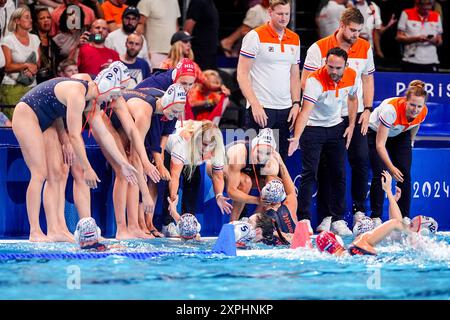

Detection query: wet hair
(254, 213), (276, 243)
(326, 47), (348, 63)
(269, 0), (291, 9)
(406, 80), (428, 100)
(255, 213), (290, 245)
(340, 7), (365, 26)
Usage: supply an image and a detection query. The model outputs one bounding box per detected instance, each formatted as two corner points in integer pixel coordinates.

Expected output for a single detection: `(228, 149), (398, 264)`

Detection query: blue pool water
(0, 234), (449, 300)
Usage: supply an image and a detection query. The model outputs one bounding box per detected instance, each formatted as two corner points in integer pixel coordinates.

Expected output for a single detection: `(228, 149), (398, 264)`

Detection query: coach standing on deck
(300, 8), (375, 232)
(237, 0), (301, 161)
(288, 47), (358, 236)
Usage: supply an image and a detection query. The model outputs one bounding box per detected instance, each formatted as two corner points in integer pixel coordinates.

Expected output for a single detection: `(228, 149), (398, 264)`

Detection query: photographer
(77, 18), (119, 76)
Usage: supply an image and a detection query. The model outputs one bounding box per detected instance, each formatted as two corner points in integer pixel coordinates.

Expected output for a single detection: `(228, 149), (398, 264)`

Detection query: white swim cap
(74, 217), (101, 244)
(261, 179), (286, 204)
(230, 220), (256, 244)
(251, 128), (277, 152)
(160, 83), (187, 110)
(412, 215), (438, 236)
(176, 213), (201, 239)
(353, 217), (375, 237)
(94, 67), (122, 100)
(107, 61), (131, 88)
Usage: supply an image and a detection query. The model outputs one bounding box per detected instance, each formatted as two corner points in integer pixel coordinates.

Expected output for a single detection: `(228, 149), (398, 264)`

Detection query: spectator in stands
(354, 1), (382, 47)
(220, 0), (270, 57)
(396, 0), (443, 72)
(50, 0), (95, 36)
(0, 0), (16, 84)
(0, 6), (40, 118)
(316, 0), (348, 38)
(33, 7), (58, 83)
(52, 4), (84, 61)
(120, 33), (150, 88)
(368, 80), (428, 225)
(101, 0), (127, 32)
(353, 1), (398, 60)
(77, 19), (119, 76)
(184, 0), (219, 70)
(137, 0), (180, 69)
(237, 0), (301, 161)
(105, 6), (150, 66)
(186, 70), (230, 126)
(57, 57), (77, 76)
(160, 31), (194, 70)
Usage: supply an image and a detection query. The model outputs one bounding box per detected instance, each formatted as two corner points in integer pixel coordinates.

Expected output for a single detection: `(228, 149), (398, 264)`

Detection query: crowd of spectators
(0, 0), (447, 127)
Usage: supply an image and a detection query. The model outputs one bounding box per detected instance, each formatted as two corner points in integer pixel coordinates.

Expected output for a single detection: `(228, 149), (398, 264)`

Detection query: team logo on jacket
(268, 46), (274, 52)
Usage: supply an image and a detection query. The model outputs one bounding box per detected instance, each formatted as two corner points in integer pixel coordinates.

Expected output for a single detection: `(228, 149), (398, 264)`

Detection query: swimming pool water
(0, 234), (449, 300)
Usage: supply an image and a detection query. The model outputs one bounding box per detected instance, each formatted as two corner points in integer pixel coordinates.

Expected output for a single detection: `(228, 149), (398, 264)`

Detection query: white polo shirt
(166, 127), (224, 171)
(240, 22), (301, 110)
(397, 7), (443, 64)
(303, 31), (375, 116)
(369, 97), (428, 137)
(303, 65), (359, 127)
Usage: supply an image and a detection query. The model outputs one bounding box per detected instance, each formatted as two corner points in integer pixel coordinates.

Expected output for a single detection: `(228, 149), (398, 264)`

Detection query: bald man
(120, 33), (151, 88)
(78, 19), (120, 75)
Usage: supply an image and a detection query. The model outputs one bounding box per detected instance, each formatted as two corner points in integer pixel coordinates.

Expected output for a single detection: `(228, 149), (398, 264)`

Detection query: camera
(88, 33), (103, 43)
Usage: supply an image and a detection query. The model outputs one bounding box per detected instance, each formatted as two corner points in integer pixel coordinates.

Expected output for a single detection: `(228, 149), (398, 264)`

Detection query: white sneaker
(331, 220), (353, 237)
(316, 216), (332, 233)
(300, 219), (313, 235)
(162, 222), (178, 238)
(353, 211), (366, 227)
(372, 218), (383, 228)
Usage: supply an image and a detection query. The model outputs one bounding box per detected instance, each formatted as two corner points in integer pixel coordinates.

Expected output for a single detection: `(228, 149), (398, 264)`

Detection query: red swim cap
(316, 231), (344, 255)
(172, 58), (196, 82)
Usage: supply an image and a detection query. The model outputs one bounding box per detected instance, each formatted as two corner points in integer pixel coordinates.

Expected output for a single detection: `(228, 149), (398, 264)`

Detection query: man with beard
(288, 47), (359, 236)
(77, 19), (120, 76)
(105, 6), (150, 65)
(299, 8), (375, 234)
(120, 33), (151, 88)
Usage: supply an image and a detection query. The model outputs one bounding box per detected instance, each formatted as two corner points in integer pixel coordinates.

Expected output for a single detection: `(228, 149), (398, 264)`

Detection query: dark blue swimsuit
(266, 205), (296, 234)
(20, 77), (89, 131)
(135, 69), (174, 91)
(109, 87), (164, 130)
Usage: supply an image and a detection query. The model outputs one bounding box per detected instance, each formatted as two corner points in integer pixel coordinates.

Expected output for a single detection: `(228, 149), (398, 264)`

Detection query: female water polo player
(101, 84), (187, 239)
(12, 62), (138, 242)
(316, 171), (438, 256)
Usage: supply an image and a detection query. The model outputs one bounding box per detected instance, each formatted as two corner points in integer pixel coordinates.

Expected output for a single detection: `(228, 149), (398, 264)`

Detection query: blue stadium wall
(0, 72), (449, 238)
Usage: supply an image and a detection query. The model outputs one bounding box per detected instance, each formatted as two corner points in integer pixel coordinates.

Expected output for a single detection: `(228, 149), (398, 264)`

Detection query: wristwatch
(364, 107), (372, 112)
(292, 101), (301, 107)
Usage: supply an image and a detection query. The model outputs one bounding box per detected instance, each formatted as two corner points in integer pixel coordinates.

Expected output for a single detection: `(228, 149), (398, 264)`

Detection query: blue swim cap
(261, 179), (286, 204)
(176, 213), (201, 239)
(353, 217), (375, 237)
